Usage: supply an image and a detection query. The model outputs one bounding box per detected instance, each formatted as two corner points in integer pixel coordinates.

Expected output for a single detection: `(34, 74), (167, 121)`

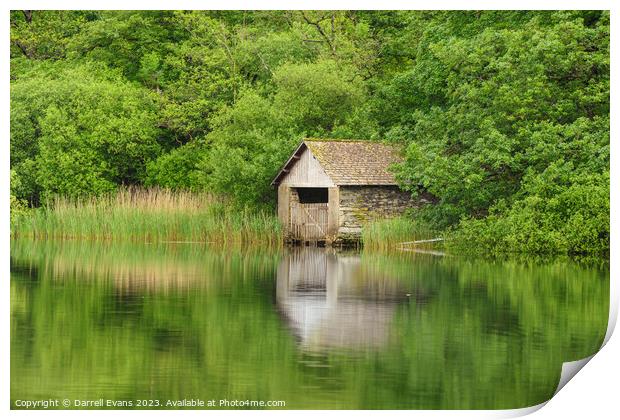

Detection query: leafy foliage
(10, 10), (610, 254)
(451, 169), (609, 254)
(144, 142), (206, 190)
(11, 61), (161, 201)
(378, 11), (609, 254)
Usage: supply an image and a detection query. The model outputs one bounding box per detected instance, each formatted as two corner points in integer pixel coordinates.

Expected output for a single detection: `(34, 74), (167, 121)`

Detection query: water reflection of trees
(10, 239), (609, 409)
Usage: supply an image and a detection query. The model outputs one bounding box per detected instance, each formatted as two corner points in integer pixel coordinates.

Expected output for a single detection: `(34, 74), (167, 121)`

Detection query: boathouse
(271, 139), (433, 244)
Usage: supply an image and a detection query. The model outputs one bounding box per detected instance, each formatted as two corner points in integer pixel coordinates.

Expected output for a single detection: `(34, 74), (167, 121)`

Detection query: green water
(10, 239), (609, 409)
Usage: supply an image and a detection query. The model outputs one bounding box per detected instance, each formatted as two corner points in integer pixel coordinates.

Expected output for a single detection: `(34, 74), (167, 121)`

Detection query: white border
(2, 2), (617, 419)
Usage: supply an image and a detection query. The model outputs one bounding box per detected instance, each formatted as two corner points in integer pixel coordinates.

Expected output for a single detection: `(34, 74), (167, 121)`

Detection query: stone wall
(336, 186), (432, 243)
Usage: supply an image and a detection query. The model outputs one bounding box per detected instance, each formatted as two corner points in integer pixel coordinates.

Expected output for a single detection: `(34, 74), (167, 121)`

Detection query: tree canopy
(10, 10), (609, 254)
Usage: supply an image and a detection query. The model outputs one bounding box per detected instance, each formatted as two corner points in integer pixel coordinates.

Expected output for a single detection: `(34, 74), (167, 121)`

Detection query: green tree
(144, 141), (206, 190)
(11, 62), (162, 201)
(273, 60), (365, 135)
(10, 10), (93, 59)
(382, 12), (609, 233)
(201, 91), (299, 206)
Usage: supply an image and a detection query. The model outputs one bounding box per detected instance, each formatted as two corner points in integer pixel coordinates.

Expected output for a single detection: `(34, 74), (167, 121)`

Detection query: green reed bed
(11, 188), (283, 246)
(361, 216), (438, 252)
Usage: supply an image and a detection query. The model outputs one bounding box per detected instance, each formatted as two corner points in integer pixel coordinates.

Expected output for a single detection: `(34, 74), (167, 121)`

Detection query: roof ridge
(272, 138), (402, 186)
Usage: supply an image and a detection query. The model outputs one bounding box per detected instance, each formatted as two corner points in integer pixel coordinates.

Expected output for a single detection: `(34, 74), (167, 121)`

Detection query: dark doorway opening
(296, 188), (328, 204)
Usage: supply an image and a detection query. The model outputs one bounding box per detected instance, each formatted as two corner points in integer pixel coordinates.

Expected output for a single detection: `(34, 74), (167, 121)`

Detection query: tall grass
(362, 216), (437, 252)
(11, 187), (283, 246)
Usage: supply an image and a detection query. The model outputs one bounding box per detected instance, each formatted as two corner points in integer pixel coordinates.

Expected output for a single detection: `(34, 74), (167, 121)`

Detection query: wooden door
(290, 202), (328, 240)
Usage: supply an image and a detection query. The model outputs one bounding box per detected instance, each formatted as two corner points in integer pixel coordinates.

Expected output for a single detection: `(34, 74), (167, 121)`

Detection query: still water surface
(10, 239), (609, 409)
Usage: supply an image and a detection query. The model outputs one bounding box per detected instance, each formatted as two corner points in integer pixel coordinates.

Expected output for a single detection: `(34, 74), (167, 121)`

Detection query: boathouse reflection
(276, 247), (407, 351)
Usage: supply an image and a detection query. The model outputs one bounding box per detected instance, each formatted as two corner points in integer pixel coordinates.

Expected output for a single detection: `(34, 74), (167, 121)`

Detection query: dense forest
(10, 10), (609, 254)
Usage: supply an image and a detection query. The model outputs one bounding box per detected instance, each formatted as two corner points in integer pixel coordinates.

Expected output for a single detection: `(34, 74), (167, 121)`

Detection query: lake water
(10, 239), (609, 409)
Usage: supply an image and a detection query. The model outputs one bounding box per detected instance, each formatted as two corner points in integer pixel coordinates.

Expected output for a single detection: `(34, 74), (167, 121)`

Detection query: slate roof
(272, 139), (403, 186)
